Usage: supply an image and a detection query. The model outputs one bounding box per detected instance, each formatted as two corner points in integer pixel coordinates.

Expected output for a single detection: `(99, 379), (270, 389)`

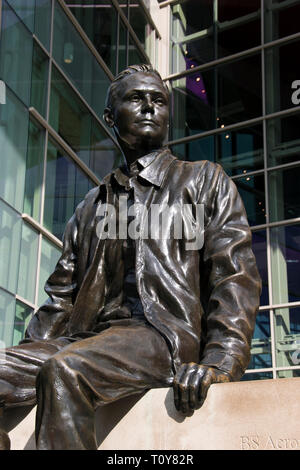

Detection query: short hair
(105, 64), (169, 111)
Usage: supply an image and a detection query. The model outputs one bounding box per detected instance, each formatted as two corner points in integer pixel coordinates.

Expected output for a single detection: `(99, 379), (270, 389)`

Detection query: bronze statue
(0, 65), (261, 450)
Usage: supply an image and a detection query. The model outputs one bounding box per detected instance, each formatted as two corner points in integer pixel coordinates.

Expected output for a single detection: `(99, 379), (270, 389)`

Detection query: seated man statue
(0, 64), (261, 450)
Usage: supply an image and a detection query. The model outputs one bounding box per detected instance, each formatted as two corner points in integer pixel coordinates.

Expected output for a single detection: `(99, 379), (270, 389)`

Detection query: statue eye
(130, 94), (140, 101)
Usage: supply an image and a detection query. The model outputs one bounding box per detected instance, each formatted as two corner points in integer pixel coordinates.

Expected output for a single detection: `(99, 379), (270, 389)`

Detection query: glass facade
(0, 0), (299, 381)
(167, 0), (300, 380)
(0, 0), (131, 347)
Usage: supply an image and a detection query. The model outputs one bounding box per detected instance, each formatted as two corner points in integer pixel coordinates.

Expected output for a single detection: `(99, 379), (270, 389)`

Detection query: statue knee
(37, 354), (67, 385)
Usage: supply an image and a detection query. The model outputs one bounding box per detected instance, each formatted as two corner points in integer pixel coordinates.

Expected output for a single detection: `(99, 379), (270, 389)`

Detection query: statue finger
(189, 366), (206, 410)
(177, 363), (198, 413)
(198, 368), (215, 405)
(173, 364), (189, 411)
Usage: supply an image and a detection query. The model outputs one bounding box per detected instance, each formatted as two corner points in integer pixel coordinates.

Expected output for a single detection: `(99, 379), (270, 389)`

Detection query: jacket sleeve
(199, 165), (262, 380)
(22, 201), (84, 342)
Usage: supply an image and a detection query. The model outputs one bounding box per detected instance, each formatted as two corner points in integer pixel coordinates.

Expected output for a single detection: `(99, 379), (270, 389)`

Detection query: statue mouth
(138, 119), (159, 126)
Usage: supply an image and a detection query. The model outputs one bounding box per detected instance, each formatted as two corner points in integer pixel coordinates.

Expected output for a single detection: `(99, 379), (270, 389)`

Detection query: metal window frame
(57, 0), (114, 80)
(164, 31), (300, 82)
(110, 0), (151, 64)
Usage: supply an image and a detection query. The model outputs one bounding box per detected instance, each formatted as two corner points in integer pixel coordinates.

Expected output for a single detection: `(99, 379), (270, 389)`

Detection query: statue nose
(141, 97), (154, 113)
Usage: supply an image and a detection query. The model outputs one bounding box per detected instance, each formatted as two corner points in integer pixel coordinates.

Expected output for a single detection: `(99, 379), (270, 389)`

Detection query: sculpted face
(104, 72), (169, 152)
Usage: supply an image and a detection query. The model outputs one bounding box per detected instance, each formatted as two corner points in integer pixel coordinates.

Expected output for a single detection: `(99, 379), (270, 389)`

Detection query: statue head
(103, 65), (170, 155)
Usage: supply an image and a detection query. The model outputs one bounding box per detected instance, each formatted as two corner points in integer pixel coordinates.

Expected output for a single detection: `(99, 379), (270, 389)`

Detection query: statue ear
(103, 107), (115, 128)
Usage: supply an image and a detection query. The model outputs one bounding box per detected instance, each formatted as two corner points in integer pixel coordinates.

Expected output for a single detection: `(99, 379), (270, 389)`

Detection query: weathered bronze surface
(0, 65), (261, 450)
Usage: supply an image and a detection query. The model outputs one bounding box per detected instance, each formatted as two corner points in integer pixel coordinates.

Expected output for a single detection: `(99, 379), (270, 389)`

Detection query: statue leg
(0, 337), (74, 409)
(0, 337), (77, 449)
(35, 322), (174, 450)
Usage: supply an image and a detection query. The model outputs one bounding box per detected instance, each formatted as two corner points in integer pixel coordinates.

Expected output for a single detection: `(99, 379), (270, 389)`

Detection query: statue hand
(173, 363), (231, 414)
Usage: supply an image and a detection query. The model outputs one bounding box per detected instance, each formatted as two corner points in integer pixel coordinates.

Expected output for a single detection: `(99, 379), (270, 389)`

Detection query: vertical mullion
(269, 309), (277, 378)
(34, 0), (54, 312)
(126, 0), (129, 67)
(0, 0), (3, 39)
(262, 0), (276, 378)
(116, 11), (120, 74)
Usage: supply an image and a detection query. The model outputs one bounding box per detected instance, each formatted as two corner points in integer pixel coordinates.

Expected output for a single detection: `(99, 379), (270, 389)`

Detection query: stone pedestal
(7, 377), (300, 450)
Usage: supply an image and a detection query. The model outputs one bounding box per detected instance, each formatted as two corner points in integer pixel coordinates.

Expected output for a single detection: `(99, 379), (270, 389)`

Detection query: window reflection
(0, 0), (33, 106)
(170, 55), (262, 139)
(270, 225), (300, 304)
(274, 306), (300, 371)
(24, 121), (45, 221)
(264, 1), (300, 42)
(265, 40), (300, 114)
(44, 140), (95, 240)
(234, 173), (266, 226)
(13, 301), (32, 346)
(17, 222), (39, 304)
(241, 371), (273, 381)
(66, 0), (118, 74)
(53, 1), (110, 117)
(249, 310), (272, 369)
(171, 124), (263, 177)
(267, 113), (300, 167)
(171, 0), (260, 73)
(38, 238), (62, 305)
(269, 166), (300, 222)
(252, 230), (269, 305)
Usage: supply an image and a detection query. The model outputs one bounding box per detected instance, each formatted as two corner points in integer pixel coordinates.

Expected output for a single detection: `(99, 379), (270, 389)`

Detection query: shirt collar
(112, 147), (176, 189)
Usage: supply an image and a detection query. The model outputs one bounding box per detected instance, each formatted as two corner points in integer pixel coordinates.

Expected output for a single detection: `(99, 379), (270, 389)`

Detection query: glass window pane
(23, 120), (45, 221)
(7, 0), (51, 50)
(273, 306), (300, 369)
(129, 2), (149, 48)
(117, 0), (128, 17)
(267, 112), (300, 167)
(0, 0), (33, 106)
(268, 166), (300, 222)
(171, 124), (264, 177)
(249, 310), (272, 369)
(38, 238), (62, 305)
(66, 0), (118, 74)
(234, 173), (266, 226)
(17, 222), (39, 304)
(171, 1), (260, 74)
(34, 0), (51, 50)
(171, 137), (215, 163)
(13, 300), (33, 346)
(0, 288), (15, 348)
(0, 88), (29, 212)
(6, 0), (35, 31)
(31, 42), (49, 117)
(53, 1), (110, 118)
(270, 225), (300, 304)
(241, 371), (273, 381)
(264, 1), (300, 42)
(50, 66), (92, 156)
(0, 200), (22, 294)
(90, 120), (123, 180)
(252, 230), (269, 306)
(265, 40), (300, 114)
(170, 54), (262, 139)
(44, 139), (95, 240)
(277, 369), (300, 379)
(118, 19), (128, 73)
(128, 36), (147, 67)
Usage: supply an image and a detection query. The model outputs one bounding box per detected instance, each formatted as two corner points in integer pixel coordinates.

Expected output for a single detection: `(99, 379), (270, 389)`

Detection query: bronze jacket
(25, 148), (262, 379)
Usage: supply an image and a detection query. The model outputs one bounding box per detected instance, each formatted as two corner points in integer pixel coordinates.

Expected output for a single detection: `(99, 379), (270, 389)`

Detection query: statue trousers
(0, 320), (174, 449)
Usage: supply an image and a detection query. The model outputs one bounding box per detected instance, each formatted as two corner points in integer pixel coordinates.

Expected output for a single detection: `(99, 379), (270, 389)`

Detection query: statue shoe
(0, 429), (10, 450)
